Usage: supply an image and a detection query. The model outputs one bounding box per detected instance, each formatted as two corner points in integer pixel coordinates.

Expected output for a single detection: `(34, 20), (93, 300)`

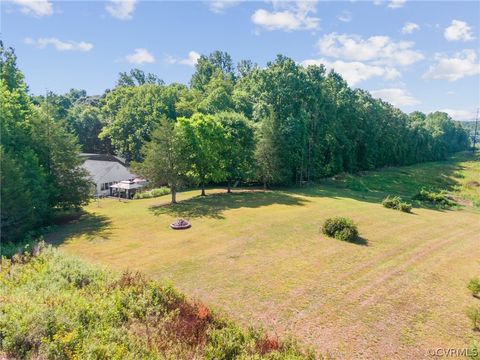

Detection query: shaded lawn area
(45, 152), (480, 359)
(150, 191), (309, 219)
(48, 212), (112, 245)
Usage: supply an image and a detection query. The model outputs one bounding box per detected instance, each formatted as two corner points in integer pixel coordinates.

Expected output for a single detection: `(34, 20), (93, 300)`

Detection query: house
(80, 153), (146, 197)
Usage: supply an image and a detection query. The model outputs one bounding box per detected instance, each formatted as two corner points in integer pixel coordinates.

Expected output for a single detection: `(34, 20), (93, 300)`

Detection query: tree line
(102, 51), (470, 203)
(1, 46), (470, 242)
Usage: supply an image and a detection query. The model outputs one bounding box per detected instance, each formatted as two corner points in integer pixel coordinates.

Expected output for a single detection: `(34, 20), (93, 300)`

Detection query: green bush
(133, 187), (170, 199)
(0, 246), (313, 359)
(204, 326), (247, 360)
(322, 217), (359, 242)
(1, 238), (36, 258)
(382, 196), (412, 213)
(413, 189), (456, 208)
(468, 277), (480, 297)
(467, 306), (480, 330)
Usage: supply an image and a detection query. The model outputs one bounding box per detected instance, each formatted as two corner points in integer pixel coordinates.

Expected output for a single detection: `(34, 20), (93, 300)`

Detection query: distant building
(80, 153), (146, 198)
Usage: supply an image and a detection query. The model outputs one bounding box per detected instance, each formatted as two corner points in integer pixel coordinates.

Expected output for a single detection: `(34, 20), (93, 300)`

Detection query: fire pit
(170, 218), (191, 230)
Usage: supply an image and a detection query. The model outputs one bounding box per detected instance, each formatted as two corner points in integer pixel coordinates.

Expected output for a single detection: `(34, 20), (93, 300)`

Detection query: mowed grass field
(47, 152), (480, 359)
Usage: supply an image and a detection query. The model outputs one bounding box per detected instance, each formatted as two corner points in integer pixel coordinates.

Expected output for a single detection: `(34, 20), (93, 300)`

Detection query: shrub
(0, 245), (313, 359)
(133, 187), (170, 199)
(467, 306), (480, 330)
(204, 326), (247, 360)
(322, 217), (359, 242)
(468, 277), (480, 297)
(413, 189), (456, 208)
(382, 196), (412, 213)
(397, 202), (412, 213)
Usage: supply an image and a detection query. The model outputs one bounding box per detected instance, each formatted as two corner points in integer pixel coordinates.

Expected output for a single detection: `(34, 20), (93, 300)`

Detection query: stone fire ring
(170, 218), (191, 230)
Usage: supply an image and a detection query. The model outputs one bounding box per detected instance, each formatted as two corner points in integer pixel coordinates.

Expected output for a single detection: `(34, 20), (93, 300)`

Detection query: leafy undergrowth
(134, 187), (170, 200)
(320, 151), (480, 209)
(0, 246), (314, 360)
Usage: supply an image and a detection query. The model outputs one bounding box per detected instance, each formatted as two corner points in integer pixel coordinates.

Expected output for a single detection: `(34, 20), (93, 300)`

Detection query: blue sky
(2, 0), (479, 120)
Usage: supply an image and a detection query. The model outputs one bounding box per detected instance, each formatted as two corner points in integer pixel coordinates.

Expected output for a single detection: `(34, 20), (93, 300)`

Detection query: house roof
(80, 153), (126, 166)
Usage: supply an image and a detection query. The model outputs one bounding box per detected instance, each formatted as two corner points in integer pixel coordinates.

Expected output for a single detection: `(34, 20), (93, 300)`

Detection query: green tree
(176, 113), (227, 196)
(30, 110), (92, 210)
(101, 83), (183, 162)
(65, 103), (111, 153)
(0, 43), (91, 243)
(236, 59), (258, 78)
(0, 149), (35, 242)
(32, 88), (87, 122)
(117, 68), (164, 87)
(198, 70), (235, 114)
(191, 51), (235, 91)
(132, 119), (185, 204)
(255, 114), (282, 189)
(215, 112), (255, 192)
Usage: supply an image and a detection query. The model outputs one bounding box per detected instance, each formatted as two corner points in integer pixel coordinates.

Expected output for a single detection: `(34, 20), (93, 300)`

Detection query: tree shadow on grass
(352, 236), (368, 246)
(46, 211), (112, 245)
(149, 190), (309, 219)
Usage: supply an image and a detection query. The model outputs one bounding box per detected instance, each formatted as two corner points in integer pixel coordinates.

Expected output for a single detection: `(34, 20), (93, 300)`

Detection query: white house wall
(83, 160), (136, 196)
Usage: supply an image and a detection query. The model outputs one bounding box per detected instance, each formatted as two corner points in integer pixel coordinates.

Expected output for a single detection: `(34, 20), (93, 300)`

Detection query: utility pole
(473, 108), (479, 153)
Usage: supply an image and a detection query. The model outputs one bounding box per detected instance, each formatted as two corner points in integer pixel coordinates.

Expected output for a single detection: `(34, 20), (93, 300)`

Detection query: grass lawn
(47, 152), (480, 359)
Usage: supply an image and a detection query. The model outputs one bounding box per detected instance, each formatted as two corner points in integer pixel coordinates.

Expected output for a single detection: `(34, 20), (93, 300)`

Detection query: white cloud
(301, 58), (400, 86)
(5, 0), (53, 16)
(125, 48), (155, 64)
(106, 0), (137, 20)
(24, 37), (93, 52)
(165, 51), (200, 67)
(440, 108), (476, 121)
(207, 0), (241, 13)
(444, 20), (475, 42)
(423, 49), (480, 82)
(337, 11), (352, 23)
(388, 0), (406, 9)
(370, 88), (420, 106)
(373, 0), (405, 9)
(251, 1), (320, 31)
(317, 32), (424, 66)
(401, 22), (420, 34)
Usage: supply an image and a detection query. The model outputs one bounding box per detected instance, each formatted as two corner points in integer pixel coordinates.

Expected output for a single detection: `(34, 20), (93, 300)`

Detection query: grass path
(47, 153), (480, 359)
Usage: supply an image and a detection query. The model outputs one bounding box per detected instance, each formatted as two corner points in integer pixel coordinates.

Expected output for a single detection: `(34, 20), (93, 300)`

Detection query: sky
(1, 0), (479, 120)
